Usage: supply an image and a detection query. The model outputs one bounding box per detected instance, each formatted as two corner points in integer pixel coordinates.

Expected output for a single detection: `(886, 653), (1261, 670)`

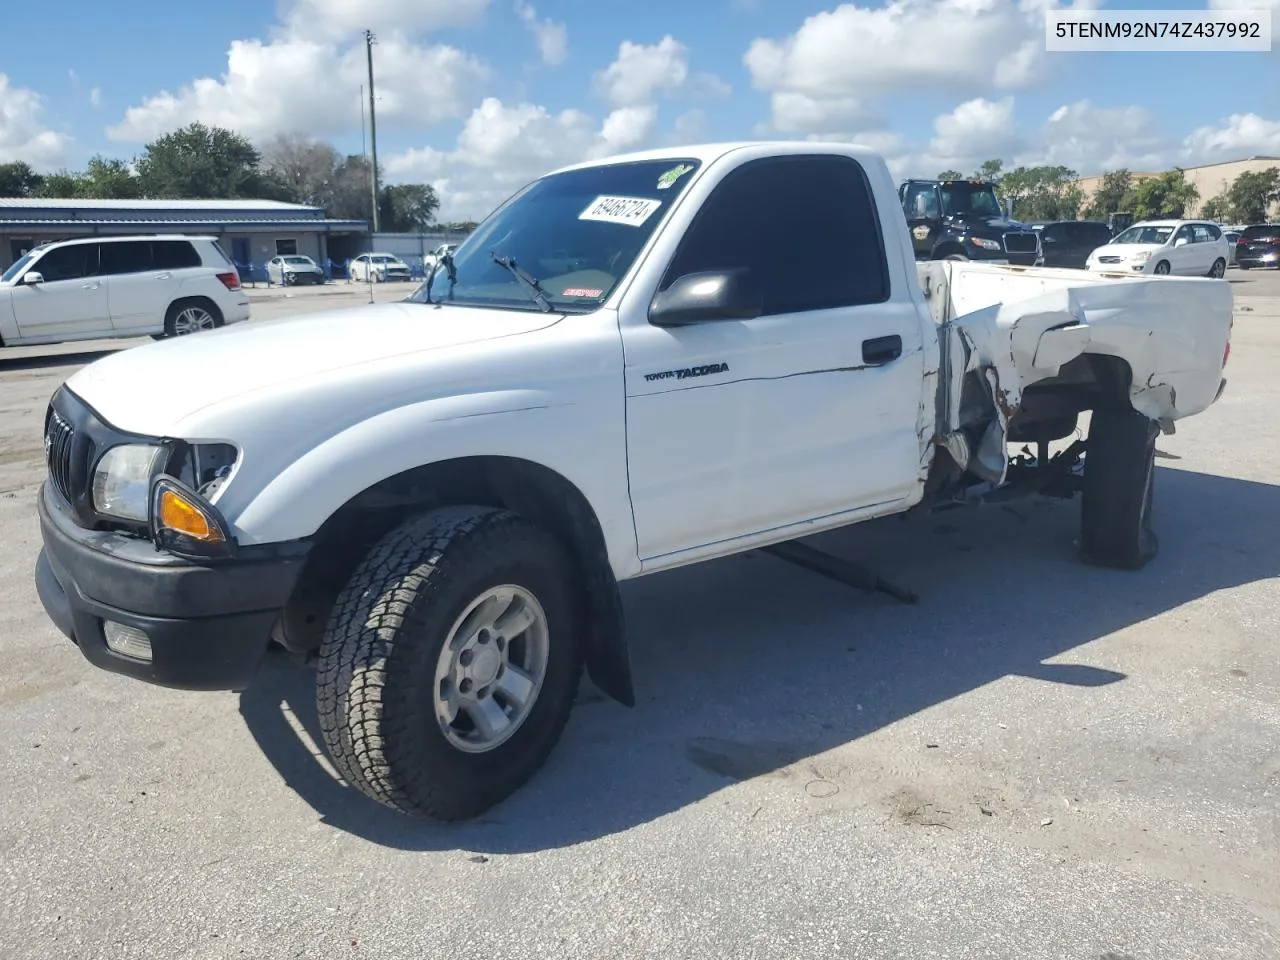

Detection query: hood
(65, 301), (565, 436)
(1090, 243), (1162, 259)
(946, 212), (1030, 233)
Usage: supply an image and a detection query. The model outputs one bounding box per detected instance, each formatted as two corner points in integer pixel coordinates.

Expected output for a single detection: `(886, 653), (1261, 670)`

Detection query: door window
(661, 154), (890, 316)
(32, 243), (96, 282)
(152, 240), (201, 269)
(1040, 223), (1069, 245)
(1172, 225), (1195, 246)
(902, 183), (940, 219)
(98, 241), (154, 275)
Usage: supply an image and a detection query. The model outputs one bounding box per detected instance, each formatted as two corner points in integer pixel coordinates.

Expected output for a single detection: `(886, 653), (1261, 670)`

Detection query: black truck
(898, 178), (1040, 266)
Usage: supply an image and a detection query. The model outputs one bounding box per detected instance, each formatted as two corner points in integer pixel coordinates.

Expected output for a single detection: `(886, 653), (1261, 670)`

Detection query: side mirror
(648, 269), (762, 327)
(1174, 237), (1189, 247)
(21, 271), (44, 285)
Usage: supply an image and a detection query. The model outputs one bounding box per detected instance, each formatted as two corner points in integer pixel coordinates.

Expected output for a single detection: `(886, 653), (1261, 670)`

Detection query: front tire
(1154, 260), (1171, 275)
(315, 505), (584, 821)
(1079, 406), (1159, 570)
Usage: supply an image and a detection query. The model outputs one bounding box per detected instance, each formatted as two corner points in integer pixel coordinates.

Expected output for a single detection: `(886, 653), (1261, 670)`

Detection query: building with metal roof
(1073, 156), (1280, 220)
(0, 197), (369, 278)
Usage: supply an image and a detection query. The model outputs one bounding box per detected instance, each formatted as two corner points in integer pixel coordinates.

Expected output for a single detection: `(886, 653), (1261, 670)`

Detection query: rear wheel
(1079, 406), (1159, 570)
(315, 505), (584, 820)
(1208, 258), (1226, 279)
(154, 299), (222, 340)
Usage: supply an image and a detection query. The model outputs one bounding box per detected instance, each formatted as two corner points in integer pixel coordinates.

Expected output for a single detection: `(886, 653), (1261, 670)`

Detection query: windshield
(1, 250), (39, 284)
(410, 157), (702, 313)
(938, 182), (1002, 218)
(1113, 225), (1173, 245)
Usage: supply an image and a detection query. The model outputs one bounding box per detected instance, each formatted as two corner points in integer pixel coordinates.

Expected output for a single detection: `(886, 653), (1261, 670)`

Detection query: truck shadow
(238, 465), (1280, 851)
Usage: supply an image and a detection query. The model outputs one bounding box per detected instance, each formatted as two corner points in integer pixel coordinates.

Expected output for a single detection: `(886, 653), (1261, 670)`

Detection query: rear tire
(1208, 258), (1226, 279)
(156, 299), (223, 339)
(315, 505), (584, 821)
(1079, 406), (1159, 570)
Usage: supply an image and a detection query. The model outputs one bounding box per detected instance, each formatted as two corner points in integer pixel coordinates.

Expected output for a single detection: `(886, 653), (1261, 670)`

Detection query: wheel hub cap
(433, 585), (550, 753)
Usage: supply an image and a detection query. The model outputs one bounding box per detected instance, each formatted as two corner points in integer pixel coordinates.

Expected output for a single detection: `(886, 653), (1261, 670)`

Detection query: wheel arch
(279, 454), (635, 707)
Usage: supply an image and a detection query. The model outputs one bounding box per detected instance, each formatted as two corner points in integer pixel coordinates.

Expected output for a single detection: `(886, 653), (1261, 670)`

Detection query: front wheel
(1153, 260), (1171, 275)
(1079, 407), (1159, 570)
(315, 505), (584, 820)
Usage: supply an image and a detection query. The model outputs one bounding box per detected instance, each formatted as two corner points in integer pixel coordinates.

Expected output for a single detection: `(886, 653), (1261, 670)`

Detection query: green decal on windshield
(656, 163), (694, 190)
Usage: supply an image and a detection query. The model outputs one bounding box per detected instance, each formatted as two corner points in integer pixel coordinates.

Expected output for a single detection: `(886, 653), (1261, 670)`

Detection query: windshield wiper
(490, 252), (552, 312)
(419, 250), (457, 305)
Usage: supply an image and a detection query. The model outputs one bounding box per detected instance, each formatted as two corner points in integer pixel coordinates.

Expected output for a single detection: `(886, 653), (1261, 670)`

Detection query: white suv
(0, 234), (251, 347)
(1086, 220), (1230, 278)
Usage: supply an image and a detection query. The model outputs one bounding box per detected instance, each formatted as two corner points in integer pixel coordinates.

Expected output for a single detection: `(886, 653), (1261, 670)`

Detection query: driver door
(620, 154), (928, 563)
(10, 242), (107, 340)
(1170, 224), (1196, 274)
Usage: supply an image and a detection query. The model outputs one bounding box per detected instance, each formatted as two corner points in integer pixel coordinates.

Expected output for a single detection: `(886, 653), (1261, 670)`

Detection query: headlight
(969, 237), (1002, 251)
(1132, 250), (1152, 263)
(92, 444), (163, 521)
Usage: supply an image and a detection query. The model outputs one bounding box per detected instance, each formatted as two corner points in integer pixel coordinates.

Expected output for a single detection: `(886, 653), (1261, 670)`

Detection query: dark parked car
(1235, 223), (1280, 270)
(1030, 220), (1115, 269)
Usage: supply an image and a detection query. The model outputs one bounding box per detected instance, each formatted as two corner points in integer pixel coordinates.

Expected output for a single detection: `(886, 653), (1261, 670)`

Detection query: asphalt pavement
(1, 269), (1277, 959)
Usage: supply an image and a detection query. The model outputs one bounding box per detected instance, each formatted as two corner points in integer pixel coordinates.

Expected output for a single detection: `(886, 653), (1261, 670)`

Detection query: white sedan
(349, 253), (413, 282)
(1086, 219), (1229, 278)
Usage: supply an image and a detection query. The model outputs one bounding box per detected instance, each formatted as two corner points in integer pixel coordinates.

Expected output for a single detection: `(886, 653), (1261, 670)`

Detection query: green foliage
(378, 183), (440, 232)
(0, 160), (42, 197)
(1200, 194), (1231, 222)
(1225, 168), (1280, 223)
(972, 159), (1003, 183)
(999, 165), (1082, 220)
(1082, 169), (1133, 219)
(135, 122), (268, 199)
(1123, 169), (1198, 219)
(936, 169), (963, 181)
(80, 156), (141, 199)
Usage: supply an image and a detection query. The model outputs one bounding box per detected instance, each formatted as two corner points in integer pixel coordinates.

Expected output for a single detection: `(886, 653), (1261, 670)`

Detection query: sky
(0, 0), (1278, 220)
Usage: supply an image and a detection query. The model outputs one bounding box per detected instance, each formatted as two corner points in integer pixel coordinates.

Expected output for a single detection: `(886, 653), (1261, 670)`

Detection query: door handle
(80, 282), (100, 289)
(862, 335), (902, 366)
(153, 273), (171, 280)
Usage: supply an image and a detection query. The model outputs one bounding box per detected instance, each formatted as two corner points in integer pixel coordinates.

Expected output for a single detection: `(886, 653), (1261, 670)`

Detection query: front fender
(218, 390), (639, 578)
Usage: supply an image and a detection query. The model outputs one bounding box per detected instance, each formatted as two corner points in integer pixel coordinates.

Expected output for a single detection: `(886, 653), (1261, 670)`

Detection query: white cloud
(386, 96), (674, 220)
(283, 0), (489, 41)
(922, 96), (1021, 173)
(107, 36), (488, 143)
(515, 1), (568, 66)
(1182, 113), (1280, 162)
(593, 36), (691, 107)
(89, 87), (102, 108)
(0, 73), (70, 167)
(744, 0), (1093, 105)
(669, 109), (708, 142)
(766, 92), (879, 135)
(1015, 100), (1169, 173)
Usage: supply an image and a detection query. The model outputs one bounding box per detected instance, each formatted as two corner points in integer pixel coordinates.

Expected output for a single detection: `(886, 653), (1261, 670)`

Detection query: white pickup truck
(34, 141), (1232, 821)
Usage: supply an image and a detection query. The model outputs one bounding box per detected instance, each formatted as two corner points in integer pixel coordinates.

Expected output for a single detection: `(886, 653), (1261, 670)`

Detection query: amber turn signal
(157, 487), (225, 542)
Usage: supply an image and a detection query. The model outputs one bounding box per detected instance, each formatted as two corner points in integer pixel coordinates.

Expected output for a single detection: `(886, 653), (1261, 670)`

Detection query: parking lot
(1, 270), (1278, 959)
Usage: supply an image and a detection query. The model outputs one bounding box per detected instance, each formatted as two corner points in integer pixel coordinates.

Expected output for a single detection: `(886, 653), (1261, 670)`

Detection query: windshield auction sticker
(579, 195), (663, 227)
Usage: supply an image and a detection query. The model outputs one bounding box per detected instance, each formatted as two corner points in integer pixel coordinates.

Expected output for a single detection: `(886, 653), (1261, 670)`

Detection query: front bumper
(35, 482), (310, 691)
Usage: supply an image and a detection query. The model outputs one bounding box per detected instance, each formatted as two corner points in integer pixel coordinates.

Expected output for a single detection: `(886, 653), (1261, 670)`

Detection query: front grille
(44, 407), (76, 504)
(1099, 255), (1122, 264)
(1003, 232), (1039, 254)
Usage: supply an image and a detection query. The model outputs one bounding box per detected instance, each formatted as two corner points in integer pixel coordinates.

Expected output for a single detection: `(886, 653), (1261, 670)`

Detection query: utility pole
(365, 29), (380, 233)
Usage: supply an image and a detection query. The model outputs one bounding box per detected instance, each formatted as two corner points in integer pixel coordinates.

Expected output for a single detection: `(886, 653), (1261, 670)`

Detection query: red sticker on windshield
(562, 287), (604, 297)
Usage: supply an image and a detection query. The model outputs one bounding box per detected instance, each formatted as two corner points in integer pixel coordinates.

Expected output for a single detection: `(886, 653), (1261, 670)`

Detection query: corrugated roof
(0, 197), (322, 211)
(0, 217), (367, 229)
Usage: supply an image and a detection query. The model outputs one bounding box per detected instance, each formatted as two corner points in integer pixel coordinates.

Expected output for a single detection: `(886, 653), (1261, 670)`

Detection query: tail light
(1224, 341), (1231, 367)
(216, 271), (241, 291)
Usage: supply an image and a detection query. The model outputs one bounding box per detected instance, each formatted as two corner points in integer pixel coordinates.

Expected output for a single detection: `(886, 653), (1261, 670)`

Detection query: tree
(937, 169), (963, 180)
(1225, 167), (1280, 223)
(997, 165), (1081, 221)
(972, 158), (1004, 183)
(0, 160), (42, 197)
(261, 133), (342, 207)
(36, 170), (82, 197)
(136, 122), (269, 199)
(80, 156), (141, 199)
(1200, 194), (1231, 222)
(1124, 169), (1198, 219)
(326, 154), (377, 221)
(1082, 169), (1133, 219)
(378, 183), (440, 232)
